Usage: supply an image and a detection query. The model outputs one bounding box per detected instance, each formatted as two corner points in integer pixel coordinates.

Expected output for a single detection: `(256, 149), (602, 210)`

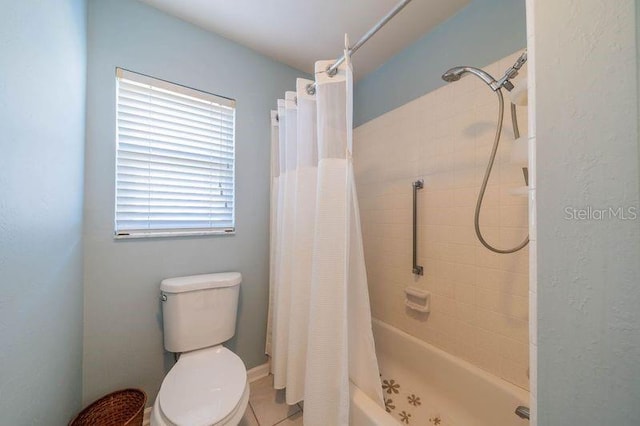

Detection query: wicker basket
(69, 388), (147, 426)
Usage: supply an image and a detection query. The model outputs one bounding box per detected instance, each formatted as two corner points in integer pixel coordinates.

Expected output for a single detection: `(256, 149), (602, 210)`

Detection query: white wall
(534, 0), (640, 424)
(83, 0), (304, 404)
(354, 51), (531, 391)
(0, 0), (87, 423)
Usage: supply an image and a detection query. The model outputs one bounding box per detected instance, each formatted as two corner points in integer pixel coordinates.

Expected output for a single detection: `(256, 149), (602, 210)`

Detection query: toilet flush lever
(161, 293), (167, 302)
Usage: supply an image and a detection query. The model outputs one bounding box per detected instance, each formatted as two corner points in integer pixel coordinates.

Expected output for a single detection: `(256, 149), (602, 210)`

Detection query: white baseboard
(247, 361), (271, 383)
(143, 406), (152, 426)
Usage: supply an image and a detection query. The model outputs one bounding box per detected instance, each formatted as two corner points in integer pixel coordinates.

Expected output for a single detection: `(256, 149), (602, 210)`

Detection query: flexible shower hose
(474, 89), (529, 254)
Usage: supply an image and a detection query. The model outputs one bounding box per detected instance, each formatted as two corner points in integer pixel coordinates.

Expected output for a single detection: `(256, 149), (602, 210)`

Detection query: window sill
(114, 229), (235, 240)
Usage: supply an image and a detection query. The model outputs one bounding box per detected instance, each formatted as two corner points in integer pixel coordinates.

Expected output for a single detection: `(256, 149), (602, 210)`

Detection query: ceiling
(139, 0), (470, 80)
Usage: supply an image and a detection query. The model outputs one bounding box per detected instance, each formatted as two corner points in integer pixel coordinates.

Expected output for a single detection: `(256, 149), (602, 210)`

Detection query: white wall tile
(354, 51), (531, 391)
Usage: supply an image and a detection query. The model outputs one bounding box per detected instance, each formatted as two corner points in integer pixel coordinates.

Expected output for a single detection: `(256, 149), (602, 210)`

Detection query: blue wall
(354, 0), (526, 126)
(0, 0), (87, 423)
(83, 0), (304, 404)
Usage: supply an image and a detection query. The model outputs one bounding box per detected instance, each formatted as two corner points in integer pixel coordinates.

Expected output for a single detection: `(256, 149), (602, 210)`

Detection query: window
(115, 68), (236, 238)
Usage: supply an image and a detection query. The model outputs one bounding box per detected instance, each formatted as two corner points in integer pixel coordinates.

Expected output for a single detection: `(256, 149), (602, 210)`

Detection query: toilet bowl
(152, 272), (248, 426)
(151, 346), (249, 426)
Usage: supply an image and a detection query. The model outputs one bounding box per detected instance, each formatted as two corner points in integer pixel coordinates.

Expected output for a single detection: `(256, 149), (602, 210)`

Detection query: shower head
(441, 68), (464, 82)
(443, 52), (528, 92)
(442, 66), (499, 91)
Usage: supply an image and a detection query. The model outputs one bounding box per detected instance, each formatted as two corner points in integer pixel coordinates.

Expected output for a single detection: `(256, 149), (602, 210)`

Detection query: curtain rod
(305, 0), (414, 95)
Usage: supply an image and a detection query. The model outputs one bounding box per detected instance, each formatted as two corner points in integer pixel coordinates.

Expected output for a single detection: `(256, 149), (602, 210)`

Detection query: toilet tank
(160, 272), (241, 353)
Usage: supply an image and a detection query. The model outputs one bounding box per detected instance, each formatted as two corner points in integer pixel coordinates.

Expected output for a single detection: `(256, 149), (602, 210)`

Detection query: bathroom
(1, 0), (639, 425)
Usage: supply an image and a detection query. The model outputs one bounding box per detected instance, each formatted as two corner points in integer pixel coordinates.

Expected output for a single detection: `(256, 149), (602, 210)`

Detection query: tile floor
(240, 375), (303, 426)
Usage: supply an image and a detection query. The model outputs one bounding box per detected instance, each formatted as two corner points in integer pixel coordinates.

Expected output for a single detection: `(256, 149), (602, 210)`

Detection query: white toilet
(151, 272), (249, 426)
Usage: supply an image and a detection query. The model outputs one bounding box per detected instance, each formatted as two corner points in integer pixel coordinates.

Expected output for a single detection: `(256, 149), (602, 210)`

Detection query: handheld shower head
(442, 68), (464, 82)
(441, 66), (499, 90)
(443, 51), (528, 92)
(440, 56), (531, 254)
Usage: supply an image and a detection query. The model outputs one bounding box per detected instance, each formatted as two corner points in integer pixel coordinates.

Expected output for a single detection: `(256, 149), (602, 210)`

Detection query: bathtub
(350, 320), (529, 425)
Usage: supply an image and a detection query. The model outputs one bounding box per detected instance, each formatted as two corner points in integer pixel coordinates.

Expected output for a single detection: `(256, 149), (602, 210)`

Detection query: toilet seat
(152, 345), (248, 426)
(152, 382), (249, 426)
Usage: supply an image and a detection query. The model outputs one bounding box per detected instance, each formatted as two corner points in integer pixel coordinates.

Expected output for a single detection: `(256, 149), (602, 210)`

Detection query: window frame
(113, 68), (237, 239)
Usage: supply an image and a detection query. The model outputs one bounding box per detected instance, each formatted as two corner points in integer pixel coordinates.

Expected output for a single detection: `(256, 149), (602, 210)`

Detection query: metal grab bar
(515, 406), (530, 420)
(412, 180), (424, 275)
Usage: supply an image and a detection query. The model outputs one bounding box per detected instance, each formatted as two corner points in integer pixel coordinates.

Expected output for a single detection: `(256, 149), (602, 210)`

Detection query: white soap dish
(404, 287), (430, 313)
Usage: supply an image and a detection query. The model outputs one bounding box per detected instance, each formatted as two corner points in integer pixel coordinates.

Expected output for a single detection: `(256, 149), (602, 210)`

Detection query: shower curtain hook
(344, 33), (351, 66)
(326, 63), (337, 77)
(306, 83), (316, 95)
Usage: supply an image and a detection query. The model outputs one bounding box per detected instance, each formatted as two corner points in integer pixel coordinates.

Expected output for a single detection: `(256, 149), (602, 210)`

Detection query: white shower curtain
(268, 53), (383, 426)
(265, 109), (279, 357)
(272, 91), (297, 390)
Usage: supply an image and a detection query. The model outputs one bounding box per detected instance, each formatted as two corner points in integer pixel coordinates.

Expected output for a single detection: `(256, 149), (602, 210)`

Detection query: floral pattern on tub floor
(381, 374), (452, 425)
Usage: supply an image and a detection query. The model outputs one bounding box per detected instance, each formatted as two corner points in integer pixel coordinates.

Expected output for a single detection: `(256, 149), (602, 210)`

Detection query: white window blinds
(115, 68), (236, 238)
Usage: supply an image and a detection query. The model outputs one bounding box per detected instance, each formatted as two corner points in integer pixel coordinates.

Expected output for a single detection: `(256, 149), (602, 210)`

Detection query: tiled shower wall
(354, 51), (530, 390)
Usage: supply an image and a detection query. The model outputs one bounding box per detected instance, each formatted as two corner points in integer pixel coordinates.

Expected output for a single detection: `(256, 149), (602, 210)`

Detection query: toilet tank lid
(161, 272), (241, 293)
